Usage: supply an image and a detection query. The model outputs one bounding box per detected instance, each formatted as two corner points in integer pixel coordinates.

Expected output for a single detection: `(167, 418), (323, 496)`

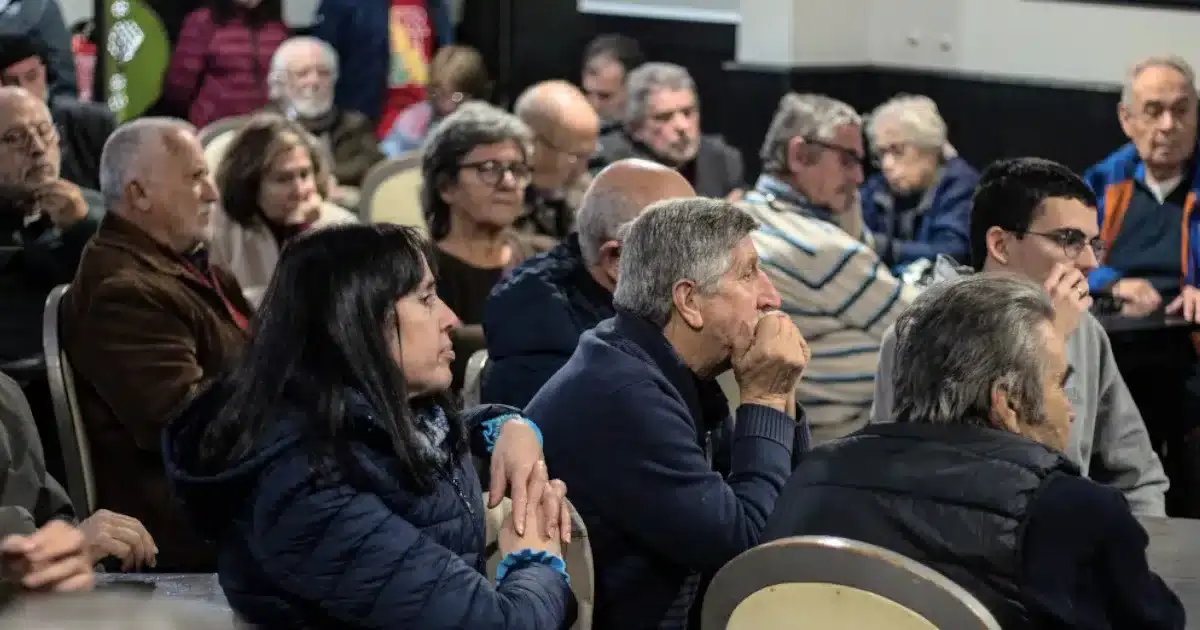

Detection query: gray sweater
(870, 262), (1169, 516)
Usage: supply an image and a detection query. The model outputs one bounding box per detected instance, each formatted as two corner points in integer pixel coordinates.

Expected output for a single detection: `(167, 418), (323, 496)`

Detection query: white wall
(740, 0), (1200, 87)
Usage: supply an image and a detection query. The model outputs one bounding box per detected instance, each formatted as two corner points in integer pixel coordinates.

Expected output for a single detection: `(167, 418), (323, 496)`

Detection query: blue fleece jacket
(525, 311), (806, 630)
(860, 156), (978, 266)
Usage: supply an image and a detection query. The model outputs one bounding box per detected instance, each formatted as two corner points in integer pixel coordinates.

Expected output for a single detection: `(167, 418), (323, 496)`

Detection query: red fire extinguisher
(72, 34), (97, 102)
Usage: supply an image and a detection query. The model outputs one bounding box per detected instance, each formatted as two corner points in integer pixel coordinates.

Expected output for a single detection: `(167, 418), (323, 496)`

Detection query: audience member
(263, 36), (383, 189)
(62, 118), (251, 571)
(164, 0), (289, 128)
(0, 519), (93, 601)
(313, 0), (455, 131)
(381, 44), (491, 157)
(0, 370), (156, 569)
(768, 274), (1185, 629)
(581, 34), (645, 135)
(210, 114), (357, 305)
(1084, 55), (1199, 319)
(0, 87), (102, 365)
(740, 93), (916, 443)
(0, 33), (116, 191)
(592, 63), (744, 199)
(164, 224), (573, 629)
(422, 101), (542, 387)
(872, 157), (1168, 515)
(860, 94), (977, 268)
(513, 80), (600, 240)
(0, 0), (76, 100)
(483, 158), (695, 408)
(527, 197), (810, 630)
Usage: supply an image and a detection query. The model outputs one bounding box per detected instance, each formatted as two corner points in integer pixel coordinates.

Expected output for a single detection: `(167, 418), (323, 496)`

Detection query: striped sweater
(739, 176), (918, 443)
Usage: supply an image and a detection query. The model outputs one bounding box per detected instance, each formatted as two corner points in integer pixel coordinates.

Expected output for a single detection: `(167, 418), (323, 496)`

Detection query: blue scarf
(413, 404), (452, 466)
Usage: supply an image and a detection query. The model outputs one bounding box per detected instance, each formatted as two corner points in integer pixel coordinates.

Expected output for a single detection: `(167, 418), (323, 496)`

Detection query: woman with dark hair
(163, 223), (574, 629)
(380, 44), (492, 157)
(164, 0), (289, 128)
(210, 113), (356, 305)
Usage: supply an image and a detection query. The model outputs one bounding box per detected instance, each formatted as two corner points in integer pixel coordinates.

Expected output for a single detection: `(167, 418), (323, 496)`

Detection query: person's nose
(200, 176), (219, 202)
(759, 272), (782, 310)
(439, 299), (462, 330)
(1077, 242), (1100, 273)
(850, 161), (865, 186)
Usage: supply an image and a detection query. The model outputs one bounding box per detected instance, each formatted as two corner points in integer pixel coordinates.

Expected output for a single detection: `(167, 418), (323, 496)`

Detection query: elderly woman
(163, 224), (573, 629)
(860, 94), (979, 267)
(423, 101), (543, 387)
(210, 114), (357, 305)
(381, 45), (492, 157)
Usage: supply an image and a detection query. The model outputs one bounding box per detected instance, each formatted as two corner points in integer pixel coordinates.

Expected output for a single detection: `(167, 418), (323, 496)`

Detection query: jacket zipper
(447, 467), (474, 516)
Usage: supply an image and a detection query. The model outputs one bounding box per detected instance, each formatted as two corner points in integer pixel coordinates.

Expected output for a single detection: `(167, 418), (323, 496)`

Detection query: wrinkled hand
(733, 312), (810, 412)
(78, 509), (158, 571)
(0, 520), (94, 592)
(488, 420), (570, 542)
(497, 498), (563, 559)
(1112, 277), (1162, 318)
(35, 179), (88, 228)
(1167, 285), (1200, 323)
(1043, 263), (1092, 336)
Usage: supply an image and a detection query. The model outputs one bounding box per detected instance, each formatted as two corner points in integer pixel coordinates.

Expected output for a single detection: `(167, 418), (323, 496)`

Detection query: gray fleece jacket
(870, 257), (1169, 516)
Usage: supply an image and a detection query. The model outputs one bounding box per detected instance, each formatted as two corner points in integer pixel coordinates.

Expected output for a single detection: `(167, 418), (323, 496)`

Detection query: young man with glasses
(871, 156), (1169, 517)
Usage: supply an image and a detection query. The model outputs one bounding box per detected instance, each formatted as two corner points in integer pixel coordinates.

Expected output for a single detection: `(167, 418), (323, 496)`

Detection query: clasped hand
(488, 419), (571, 550)
(733, 312), (810, 412)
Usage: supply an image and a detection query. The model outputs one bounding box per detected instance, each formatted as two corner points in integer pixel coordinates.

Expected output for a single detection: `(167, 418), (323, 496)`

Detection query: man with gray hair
(527, 197), (811, 630)
(766, 273), (1184, 630)
(261, 36), (382, 189)
(61, 117), (251, 571)
(591, 62), (745, 199)
(740, 92), (916, 443)
(482, 158), (695, 408)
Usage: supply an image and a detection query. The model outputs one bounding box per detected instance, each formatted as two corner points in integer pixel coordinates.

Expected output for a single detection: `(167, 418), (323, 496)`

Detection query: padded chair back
(484, 495), (595, 630)
(360, 153), (426, 230)
(701, 536), (1002, 630)
(462, 349), (489, 408)
(199, 115), (250, 173)
(42, 285), (96, 516)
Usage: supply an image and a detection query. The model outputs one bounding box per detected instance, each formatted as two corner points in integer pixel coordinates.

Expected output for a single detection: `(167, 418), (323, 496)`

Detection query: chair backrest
(41, 285), (96, 517)
(199, 116), (250, 174)
(484, 494), (595, 630)
(359, 153), (426, 230)
(462, 349), (489, 408)
(701, 536), (1002, 630)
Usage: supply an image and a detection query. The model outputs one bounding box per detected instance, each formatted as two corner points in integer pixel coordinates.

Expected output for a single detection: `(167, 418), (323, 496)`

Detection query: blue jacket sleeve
(580, 382), (798, 572)
(481, 354), (571, 409)
(248, 449), (571, 630)
(859, 176), (889, 235)
(888, 178), (973, 265)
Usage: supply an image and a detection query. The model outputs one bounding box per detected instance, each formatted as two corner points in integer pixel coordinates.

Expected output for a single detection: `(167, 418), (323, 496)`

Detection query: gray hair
(576, 186), (646, 266)
(891, 273), (1056, 428)
(268, 36), (339, 100)
(866, 94), (956, 158)
(0, 592), (239, 629)
(99, 117), (196, 205)
(623, 62), (696, 128)
(1121, 54), (1197, 107)
(760, 93), (862, 174)
(613, 197), (758, 326)
(420, 101), (533, 240)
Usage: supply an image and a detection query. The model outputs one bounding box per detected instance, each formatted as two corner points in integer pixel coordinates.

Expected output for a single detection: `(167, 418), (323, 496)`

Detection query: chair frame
(462, 349), (489, 408)
(359, 152), (424, 224)
(701, 536), (1002, 630)
(42, 284), (95, 517)
(197, 115), (250, 148)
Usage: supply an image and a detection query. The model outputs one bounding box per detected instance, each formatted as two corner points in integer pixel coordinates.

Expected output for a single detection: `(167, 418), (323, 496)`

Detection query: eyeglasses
(459, 160), (532, 187)
(1016, 228), (1107, 259)
(535, 134), (597, 166)
(0, 121), (56, 153)
(870, 142), (910, 168)
(805, 138), (864, 169)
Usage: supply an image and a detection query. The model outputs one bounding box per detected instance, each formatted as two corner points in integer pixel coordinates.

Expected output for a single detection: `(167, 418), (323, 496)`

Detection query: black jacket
(764, 422), (1185, 630)
(591, 129), (744, 199)
(51, 96), (116, 191)
(0, 0), (76, 99)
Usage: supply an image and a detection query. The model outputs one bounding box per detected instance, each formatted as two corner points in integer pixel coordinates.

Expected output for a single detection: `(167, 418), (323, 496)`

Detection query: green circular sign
(103, 0), (170, 122)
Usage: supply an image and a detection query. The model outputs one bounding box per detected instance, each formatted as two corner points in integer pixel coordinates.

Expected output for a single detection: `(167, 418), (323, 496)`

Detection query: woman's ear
(437, 173), (458, 206)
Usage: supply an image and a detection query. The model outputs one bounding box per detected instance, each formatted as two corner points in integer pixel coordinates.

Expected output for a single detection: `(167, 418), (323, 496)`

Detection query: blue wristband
(495, 549), (569, 585)
(481, 414), (543, 453)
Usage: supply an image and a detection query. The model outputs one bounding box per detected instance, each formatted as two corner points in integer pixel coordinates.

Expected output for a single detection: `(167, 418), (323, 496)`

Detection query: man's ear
(985, 226), (1012, 266)
(672, 279), (704, 329)
(126, 180), (150, 212)
(988, 382), (1021, 433)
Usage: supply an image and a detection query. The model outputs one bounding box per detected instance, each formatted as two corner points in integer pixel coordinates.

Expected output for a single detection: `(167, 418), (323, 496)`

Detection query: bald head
(515, 80), (602, 191)
(99, 117), (196, 205)
(577, 158), (695, 268)
(0, 86), (58, 185)
(514, 80), (599, 133)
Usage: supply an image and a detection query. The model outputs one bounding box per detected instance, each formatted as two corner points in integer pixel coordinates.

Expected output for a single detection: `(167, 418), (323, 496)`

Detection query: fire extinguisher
(72, 24), (97, 102)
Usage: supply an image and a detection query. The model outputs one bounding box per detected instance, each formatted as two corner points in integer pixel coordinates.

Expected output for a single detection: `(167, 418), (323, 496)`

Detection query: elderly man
(513, 80), (600, 240)
(740, 93), (917, 443)
(62, 118), (252, 571)
(527, 197), (810, 630)
(769, 274), (1184, 629)
(263, 36), (382, 189)
(0, 87), (102, 365)
(872, 157), (1169, 516)
(581, 34), (645, 134)
(591, 62), (744, 199)
(483, 158), (695, 408)
(0, 33), (116, 191)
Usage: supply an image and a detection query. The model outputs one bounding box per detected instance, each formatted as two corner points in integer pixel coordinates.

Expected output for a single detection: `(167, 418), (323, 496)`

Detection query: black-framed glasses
(805, 138), (865, 169)
(1016, 228), (1107, 259)
(459, 160), (532, 187)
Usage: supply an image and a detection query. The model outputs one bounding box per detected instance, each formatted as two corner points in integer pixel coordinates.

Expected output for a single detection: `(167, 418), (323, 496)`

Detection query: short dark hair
(0, 33), (43, 72)
(969, 157), (1097, 270)
(207, 0), (282, 26)
(583, 34), (645, 73)
(216, 113), (331, 228)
